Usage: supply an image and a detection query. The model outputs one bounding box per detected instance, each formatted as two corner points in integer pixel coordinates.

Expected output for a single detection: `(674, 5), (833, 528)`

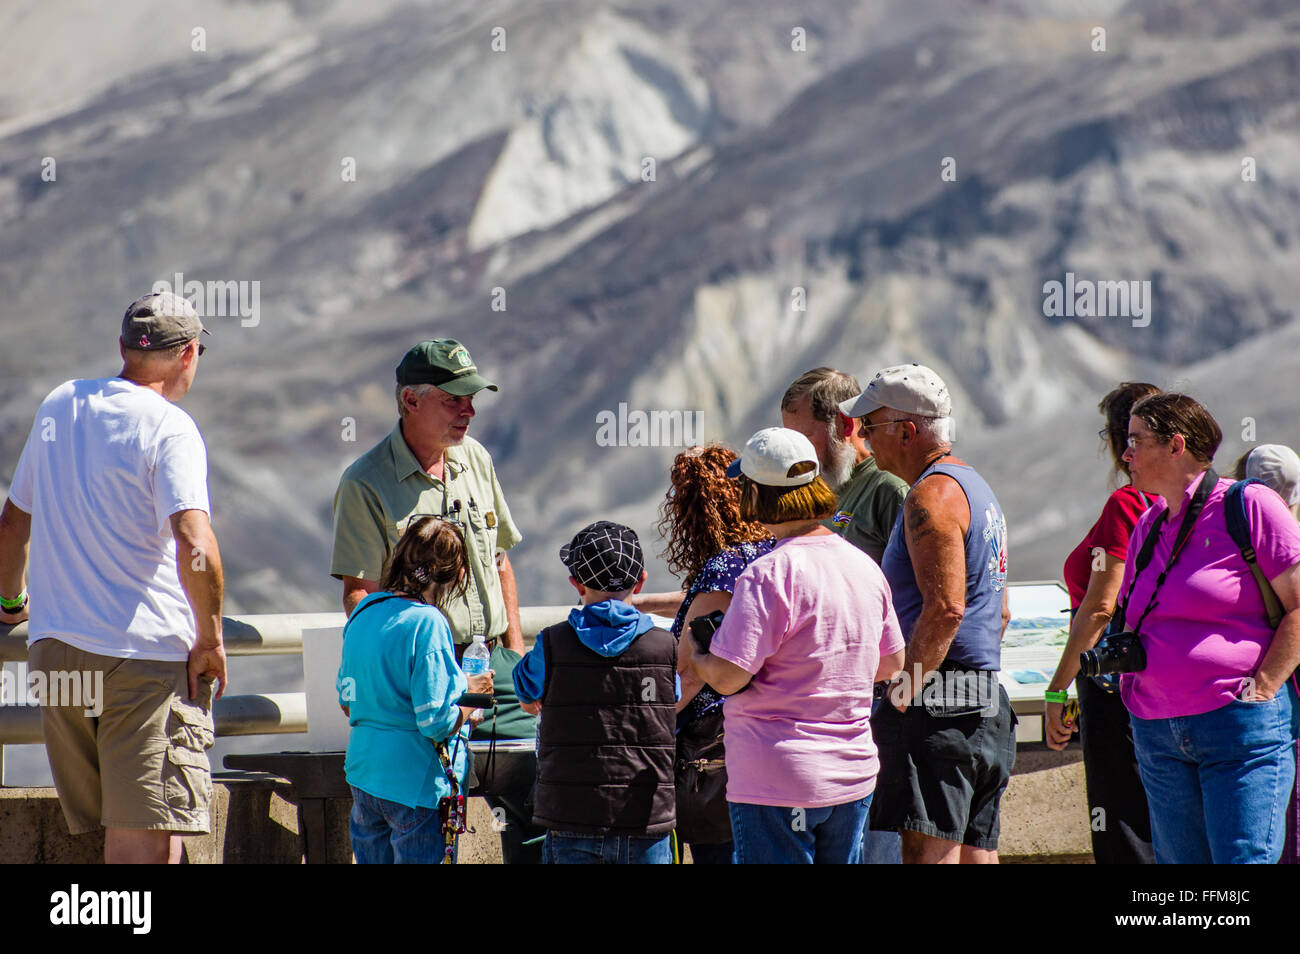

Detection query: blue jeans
(1130, 687), (1299, 864)
(859, 828), (902, 864)
(349, 786), (454, 864)
(729, 795), (873, 864)
(542, 831), (672, 864)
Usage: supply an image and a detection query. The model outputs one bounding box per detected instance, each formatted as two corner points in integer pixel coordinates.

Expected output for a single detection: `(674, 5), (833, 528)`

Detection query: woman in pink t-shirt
(679, 427), (905, 864)
(1117, 394), (1300, 863)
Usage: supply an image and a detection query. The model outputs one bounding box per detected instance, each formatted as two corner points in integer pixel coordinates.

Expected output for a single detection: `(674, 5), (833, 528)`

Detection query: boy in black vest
(512, 521), (677, 863)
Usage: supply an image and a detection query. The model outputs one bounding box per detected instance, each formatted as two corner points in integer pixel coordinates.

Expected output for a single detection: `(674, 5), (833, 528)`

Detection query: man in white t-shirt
(0, 292), (227, 864)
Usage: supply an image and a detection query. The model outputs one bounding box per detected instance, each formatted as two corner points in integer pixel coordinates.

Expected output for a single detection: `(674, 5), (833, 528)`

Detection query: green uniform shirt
(825, 455), (908, 565)
(330, 423), (522, 645)
(470, 645), (537, 740)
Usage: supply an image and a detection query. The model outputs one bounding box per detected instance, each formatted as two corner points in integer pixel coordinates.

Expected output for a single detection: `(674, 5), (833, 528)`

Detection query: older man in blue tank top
(841, 364), (1015, 864)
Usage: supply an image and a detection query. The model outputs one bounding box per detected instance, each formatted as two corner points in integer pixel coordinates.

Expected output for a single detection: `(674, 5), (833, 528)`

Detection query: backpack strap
(1226, 479), (1285, 630)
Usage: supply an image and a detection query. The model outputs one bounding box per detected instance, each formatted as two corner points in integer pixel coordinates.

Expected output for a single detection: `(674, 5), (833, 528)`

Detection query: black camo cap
(559, 521), (644, 592)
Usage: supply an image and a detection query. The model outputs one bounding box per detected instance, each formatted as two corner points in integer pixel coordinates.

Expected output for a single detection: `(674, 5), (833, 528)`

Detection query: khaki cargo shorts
(28, 638), (215, 835)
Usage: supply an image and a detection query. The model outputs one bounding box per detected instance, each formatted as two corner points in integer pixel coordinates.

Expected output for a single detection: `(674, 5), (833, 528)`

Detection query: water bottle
(461, 634), (491, 676)
(461, 635), (491, 725)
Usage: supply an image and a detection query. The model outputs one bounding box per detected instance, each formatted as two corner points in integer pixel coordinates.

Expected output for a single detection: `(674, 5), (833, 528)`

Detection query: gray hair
(895, 413), (952, 445)
(781, 368), (862, 424)
(395, 382), (437, 417)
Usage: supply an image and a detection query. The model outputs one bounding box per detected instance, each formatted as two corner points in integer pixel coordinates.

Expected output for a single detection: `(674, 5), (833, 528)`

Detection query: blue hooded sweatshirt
(512, 599), (678, 703)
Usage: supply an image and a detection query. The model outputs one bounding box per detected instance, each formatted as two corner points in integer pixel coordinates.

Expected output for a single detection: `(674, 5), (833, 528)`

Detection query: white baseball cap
(839, 363), (951, 419)
(1246, 444), (1300, 507)
(726, 427), (820, 487)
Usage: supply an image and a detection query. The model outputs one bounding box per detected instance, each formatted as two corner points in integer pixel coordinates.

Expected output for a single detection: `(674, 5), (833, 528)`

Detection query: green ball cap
(395, 338), (499, 395)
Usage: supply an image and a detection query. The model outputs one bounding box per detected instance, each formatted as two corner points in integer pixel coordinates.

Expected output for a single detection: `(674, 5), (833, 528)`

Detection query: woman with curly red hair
(657, 443), (773, 864)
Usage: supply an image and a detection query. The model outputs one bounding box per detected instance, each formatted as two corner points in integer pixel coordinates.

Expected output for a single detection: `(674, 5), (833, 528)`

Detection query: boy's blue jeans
(541, 830), (672, 864)
(729, 795), (873, 864)
(350, 786), (454, 864)
(1130, 686), (1299, 864)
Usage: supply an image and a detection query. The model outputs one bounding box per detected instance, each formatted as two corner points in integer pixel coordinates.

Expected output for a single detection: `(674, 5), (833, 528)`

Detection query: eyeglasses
(1097, 427), (1110, 441)
(1125, 433), (1165, 450)
(860, 419), (902, 431)
(859, 419), (904, 433)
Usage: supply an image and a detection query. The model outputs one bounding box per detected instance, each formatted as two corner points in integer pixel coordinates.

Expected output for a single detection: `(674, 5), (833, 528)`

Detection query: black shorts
(869, 681), (1017, 851)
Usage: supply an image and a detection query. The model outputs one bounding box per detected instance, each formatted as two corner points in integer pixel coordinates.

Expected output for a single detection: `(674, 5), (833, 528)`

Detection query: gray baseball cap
(1246, 444), (1300, 507)
(121, 292), (209, 350)
(839, 363), (951, 419)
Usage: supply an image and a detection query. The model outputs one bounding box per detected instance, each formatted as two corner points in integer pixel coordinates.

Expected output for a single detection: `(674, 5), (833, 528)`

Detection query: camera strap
(435, 733), (466, 863)
(1118, 468), (1218, 635)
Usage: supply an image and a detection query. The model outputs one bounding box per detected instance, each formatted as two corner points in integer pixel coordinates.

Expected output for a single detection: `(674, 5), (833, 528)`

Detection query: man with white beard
(780, 367), (910, 865)
(781, 368), (908, 565)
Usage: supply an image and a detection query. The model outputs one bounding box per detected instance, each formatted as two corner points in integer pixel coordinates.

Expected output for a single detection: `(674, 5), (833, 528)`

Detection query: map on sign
(999, 582), (1074, 704)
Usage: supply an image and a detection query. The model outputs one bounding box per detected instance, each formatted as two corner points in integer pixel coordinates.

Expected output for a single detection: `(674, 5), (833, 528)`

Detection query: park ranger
(331, 338), (524, 653)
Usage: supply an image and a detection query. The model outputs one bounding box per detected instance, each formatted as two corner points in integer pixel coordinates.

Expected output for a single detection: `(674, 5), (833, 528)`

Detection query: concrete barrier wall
(0, 748), (1092, 863)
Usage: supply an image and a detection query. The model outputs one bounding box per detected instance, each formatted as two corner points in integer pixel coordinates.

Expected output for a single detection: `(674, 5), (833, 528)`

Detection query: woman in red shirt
(1045, 382), (1160, 864)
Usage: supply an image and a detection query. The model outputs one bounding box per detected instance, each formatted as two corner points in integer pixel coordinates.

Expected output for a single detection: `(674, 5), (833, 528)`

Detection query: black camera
(688, 610), (751, 695)
(689, 610), (726, 653)
(1079, 631), (1147, 677)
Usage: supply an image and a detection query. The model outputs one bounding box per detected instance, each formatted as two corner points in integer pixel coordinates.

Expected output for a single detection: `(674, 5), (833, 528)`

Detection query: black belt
(937, 659), (997, 674)
(873, 662), (1000, 700)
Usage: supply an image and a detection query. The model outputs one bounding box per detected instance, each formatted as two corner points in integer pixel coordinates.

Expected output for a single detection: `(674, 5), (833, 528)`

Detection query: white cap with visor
(726, 427), (820, 487)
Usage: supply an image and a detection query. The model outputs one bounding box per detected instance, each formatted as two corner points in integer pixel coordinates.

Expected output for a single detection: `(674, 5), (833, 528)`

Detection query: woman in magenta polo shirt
(1118, 393), (1300, 863)
(679, 427), (906, 864)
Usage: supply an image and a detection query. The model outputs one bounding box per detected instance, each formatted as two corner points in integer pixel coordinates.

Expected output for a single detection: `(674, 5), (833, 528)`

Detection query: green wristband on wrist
(0, 590), (27, 612)
(1044, 689), (1069, 704)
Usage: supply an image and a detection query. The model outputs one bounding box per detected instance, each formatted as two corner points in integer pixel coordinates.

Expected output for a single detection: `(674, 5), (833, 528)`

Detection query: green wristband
(0, 590), (27, 612)
(1044, 690), (1069, 704)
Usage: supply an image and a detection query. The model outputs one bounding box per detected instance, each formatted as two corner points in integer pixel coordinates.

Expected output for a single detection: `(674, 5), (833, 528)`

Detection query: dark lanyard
(1118, 468), (1218, 635)
(341, 594), (407, 638)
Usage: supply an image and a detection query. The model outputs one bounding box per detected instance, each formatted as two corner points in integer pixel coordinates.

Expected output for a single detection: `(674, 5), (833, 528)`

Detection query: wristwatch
(0, 591), (28, 614)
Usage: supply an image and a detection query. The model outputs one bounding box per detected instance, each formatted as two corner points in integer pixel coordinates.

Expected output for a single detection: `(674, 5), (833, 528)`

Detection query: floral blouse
(671, 539), (775, 726)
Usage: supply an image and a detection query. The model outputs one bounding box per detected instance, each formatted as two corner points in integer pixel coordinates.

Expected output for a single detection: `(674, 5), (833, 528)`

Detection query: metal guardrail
(0, 612), (345, 663)
(0, 607), (571, 756)
(0, 692), (310, 744)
